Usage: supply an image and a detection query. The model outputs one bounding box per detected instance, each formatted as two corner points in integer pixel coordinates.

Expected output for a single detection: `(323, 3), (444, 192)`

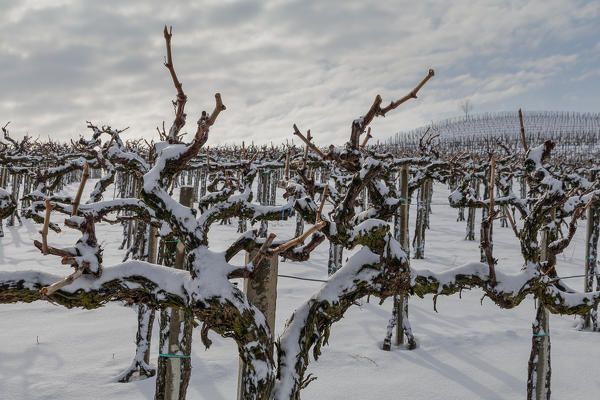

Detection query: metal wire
(277, 274), (327, 283)
(550, 273), (600, 282)
(277, 273), (600, 285)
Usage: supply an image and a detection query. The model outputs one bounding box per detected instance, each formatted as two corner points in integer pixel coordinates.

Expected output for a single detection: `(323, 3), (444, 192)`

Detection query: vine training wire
(275, 273), (600, 285)
(550, 273), (600, 282)
(277, 274), (327, 283)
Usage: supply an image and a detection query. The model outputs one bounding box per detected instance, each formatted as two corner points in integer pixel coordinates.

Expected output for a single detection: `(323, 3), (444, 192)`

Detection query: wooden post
(126, 175), (136, 249)
(258, 170), (270, 237)
(284, 149), (290, 180)
(328, 242), (337, 276)
(414, 181), (427, 258)
(383, 165), (415, 351)
(8, 172), (21, 226)
(157, 186), (194, 400)
(237, 250), (278, 400)
(0, 167), (5, 237)
(0, 166), (7, 188)
(424, 178), (432, 229)
(395, 165), (409, 346)
(480, 174), (490, 262)
(145, 225), (159, 367)
(130, 179), (159, 380)
(583, 171), (599, 330)
(528, 222), (552, 400)
(200, 168), (207, 197)
(148, 226), (159, 264)
(536, 227), (551, 400)
(466, 180), (479, 240)
(519, 108), (528, 152)
(584, 204), (594, 329)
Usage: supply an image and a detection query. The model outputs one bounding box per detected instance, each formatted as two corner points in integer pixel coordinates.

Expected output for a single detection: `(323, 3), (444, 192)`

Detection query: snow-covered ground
(0, 180), (599, 399)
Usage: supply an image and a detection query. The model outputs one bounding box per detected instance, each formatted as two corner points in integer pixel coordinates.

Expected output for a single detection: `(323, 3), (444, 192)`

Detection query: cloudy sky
(1, 0), (599, 146)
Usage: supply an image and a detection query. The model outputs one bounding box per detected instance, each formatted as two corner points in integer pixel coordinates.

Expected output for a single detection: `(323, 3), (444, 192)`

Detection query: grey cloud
(0, 0), (599, 145)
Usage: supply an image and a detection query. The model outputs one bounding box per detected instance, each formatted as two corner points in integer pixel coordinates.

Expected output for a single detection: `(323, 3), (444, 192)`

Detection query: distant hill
(389, 111), (600, 146)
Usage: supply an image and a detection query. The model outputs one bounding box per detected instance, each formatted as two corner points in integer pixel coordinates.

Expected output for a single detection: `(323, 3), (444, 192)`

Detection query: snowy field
(0, 180), (599, 399)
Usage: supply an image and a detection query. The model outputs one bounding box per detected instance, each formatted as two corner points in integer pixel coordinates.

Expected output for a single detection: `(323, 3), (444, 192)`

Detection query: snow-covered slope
(391, 111), (600, 144)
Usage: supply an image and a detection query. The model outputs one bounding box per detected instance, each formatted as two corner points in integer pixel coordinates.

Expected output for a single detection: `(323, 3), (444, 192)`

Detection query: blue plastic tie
(532, 333), (549, 337)
(281, 206), (294, 219)
(159, 353), (190, 358)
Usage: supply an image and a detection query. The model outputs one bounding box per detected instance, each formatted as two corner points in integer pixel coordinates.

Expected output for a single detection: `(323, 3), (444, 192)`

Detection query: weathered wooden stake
(146, 226), (159, 366)
(156, 186), (194, 400)
(395, 165), (410, 346)
(237, 249), (278, 400)
(583, 174), (599, 330)
(413, 180), (427, 258)
(528, 223), (552, 400)
(519, 108), (528, 152)
(466, 180), (479, 240)
(383, 165), (416, 351)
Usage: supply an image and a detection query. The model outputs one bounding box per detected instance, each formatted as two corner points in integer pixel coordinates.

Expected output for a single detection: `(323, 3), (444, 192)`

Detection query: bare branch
(316, 185), (328, 223)
(271, 220), (326, 255)
(40, 268), (84, 296)
(250, 233), (277, 269)
(503, 205), (520, 238)
(71, 163), (89, 216)
(379, 69), (435, 115)
(163, 25), (187, 142)
(293, 124), (325, 159)
(360, 127), (373, 149)
(351, 69), (434, 147)
(33, 240), (76, 258)
(40, 200), (54, 255)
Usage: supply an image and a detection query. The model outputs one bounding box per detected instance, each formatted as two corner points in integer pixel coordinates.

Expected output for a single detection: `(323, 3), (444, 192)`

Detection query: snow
(1, 180), (599, 399)
(351, 219), (388, 242)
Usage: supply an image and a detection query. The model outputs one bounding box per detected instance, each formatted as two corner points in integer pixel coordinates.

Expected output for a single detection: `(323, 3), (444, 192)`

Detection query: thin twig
(41, 199), (54, 255)
(272, 189), (329, 255)
(317, 186), (329, 222)
(503, 205), (520, 238)
(71, 163), (89, 216)
(250, 233), (276, 269)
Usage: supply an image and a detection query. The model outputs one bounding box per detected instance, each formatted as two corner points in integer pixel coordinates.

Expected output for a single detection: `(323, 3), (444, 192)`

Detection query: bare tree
(460, 99), (473, 120)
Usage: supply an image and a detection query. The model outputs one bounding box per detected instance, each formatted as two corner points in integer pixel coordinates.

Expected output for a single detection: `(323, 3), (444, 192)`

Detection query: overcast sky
(1, 0), (599, 146)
